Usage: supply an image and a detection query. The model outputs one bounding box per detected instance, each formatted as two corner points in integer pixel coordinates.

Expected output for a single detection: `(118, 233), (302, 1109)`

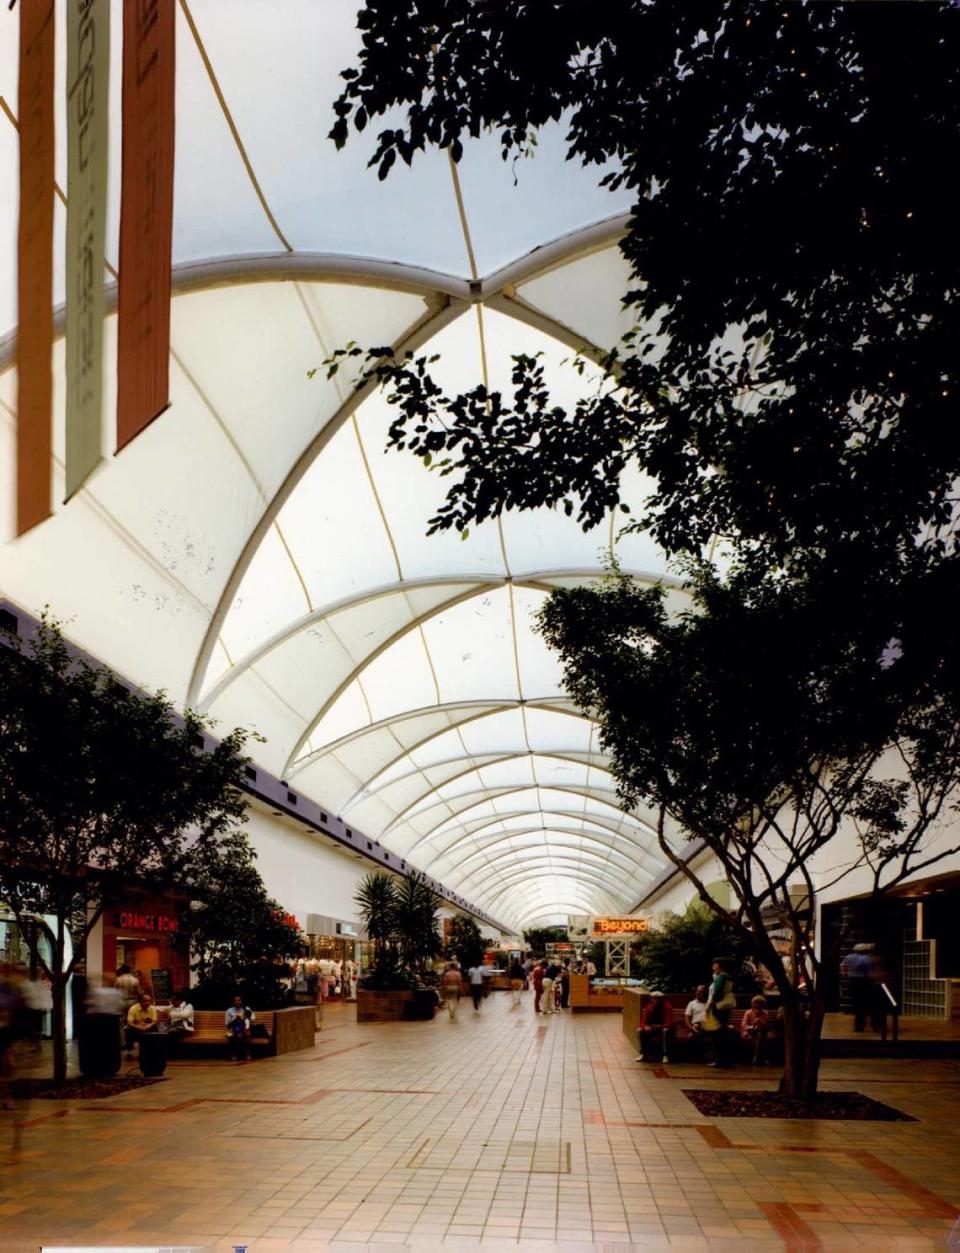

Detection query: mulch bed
(10, 1074), (166, 1101)
(683, 1088), (915, 1121)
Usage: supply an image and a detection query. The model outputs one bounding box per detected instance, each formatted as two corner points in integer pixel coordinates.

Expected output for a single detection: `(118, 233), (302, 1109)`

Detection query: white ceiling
(0, 0), (685, 931)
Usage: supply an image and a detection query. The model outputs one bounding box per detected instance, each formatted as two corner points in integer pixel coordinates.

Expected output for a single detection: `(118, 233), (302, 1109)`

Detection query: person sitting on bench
(635, 990), (674, 1063)
(166, 990), (195, 1044)
(225, 996), (255, 1061)
(124, 992), (158, 1059)
(741, 995), (771, 1065)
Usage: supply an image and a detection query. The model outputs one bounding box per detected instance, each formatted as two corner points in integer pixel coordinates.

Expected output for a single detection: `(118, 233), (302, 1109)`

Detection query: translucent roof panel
(1, 0), (691, 931)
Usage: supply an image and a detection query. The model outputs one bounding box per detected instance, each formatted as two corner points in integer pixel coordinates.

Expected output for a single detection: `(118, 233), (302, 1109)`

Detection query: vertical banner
(65, 0), (110, 499)
(116, 0), (175, 450)
(16, 0), (56, 535)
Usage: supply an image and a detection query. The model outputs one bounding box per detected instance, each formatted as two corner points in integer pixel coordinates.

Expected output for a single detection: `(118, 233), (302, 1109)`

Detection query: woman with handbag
(705, 958), (736, 1067)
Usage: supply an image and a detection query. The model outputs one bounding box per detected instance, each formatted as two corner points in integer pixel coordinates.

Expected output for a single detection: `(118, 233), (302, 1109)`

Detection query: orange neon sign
(592, 917), (649, 935)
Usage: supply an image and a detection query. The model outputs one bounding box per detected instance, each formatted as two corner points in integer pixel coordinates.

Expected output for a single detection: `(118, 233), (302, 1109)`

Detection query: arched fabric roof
(0, 0), (686, 932)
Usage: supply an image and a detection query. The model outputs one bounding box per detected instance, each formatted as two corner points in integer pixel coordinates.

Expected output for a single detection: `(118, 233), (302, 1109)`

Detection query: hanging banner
(116, 0), (175, 450)
(65, 0), (110, 499)
(16, 0), (56, 535)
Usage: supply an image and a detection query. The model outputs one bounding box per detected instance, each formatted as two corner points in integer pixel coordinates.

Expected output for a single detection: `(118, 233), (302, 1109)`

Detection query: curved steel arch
(478, 866), (628, 913)
(400, 784), (655, 846)
(185, 213), (632, 706)
(368, 751), (618, 830)
(433, 828), (650, 882)
(202, 565), (677, 712)
(427, 823), (659, 871)
(456, 848), (651, 895)
(446, 847), (648, 900)
(387, 782), (626, 842)
(423, 807), (653, 847)
(280, 572), (669, 778)
(405, 812), (659, 869)
(349, 748), (611, 812)
(199, 575), (498, 710)
(336, 706), (601, 808)
(287, 697), (582, 780)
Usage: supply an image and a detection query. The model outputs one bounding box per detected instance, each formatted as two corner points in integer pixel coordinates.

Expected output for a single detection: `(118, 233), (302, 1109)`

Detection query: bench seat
(164, 1009), (275, 1053)
(638, 996), (782, 1063)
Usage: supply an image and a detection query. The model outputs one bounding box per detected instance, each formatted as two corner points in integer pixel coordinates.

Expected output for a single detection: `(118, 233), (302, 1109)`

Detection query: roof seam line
(178, 0), (294, 253)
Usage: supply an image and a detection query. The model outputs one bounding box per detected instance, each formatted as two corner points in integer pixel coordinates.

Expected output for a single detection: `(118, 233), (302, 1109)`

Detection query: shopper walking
(841, 943), (875, 1032)
(466, 963), (485, 1012)
(541, 964), (557, 1015)
(442, 962), (462, 1021)
(532, 960), (545, 1013)
(509, 958), (525, 1006)
(559, 961), (571, 1009)
(116, 964), (139, 1011)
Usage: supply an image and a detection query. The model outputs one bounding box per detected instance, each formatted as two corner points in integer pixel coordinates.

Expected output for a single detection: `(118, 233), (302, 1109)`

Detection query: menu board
(150, 968), (172, 1003)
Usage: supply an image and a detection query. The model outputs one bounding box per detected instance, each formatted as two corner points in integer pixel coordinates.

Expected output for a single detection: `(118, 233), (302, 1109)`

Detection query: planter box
(357, 988), (434, 1023)
(272, 1005), (317, 1054)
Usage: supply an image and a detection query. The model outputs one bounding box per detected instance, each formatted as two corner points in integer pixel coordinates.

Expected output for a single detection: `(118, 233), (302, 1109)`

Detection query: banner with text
(116, 0), (175, 450)
(16, 0), (56, 534)
(65, 0), (110, 499)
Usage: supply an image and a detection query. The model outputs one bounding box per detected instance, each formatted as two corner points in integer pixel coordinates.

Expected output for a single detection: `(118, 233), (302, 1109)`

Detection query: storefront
(821, 873), (960, 1019)
(303, 913), (369, 999)
(101, 893), (189, 1001)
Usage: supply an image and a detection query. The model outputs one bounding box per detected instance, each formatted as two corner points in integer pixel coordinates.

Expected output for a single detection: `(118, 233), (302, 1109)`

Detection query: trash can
(137, 1030), (169, 1076)
(77, 1013), (122, 1078)
(402, 989), (438, 1021)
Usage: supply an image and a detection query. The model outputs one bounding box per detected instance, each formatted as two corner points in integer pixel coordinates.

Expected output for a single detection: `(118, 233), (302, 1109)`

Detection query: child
(741, 995), (770, 1065)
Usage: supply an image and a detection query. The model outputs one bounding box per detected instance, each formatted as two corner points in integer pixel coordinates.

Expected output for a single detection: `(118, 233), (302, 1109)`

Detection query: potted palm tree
(354, 872), (441, 1022)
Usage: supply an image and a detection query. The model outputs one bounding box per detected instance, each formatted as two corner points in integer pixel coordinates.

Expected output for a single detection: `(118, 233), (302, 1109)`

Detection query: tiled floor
(2, 994), (960, 1251)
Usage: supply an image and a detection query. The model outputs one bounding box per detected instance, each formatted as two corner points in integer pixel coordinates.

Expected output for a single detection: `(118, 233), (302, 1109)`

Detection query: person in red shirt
(531, 961), (545, 1013)
(741, 995), (771, 1065)
(635, 990), (675, 1063)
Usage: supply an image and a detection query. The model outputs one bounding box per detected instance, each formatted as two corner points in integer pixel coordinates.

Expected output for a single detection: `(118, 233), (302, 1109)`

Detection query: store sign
(116, 910), (177, 933)
(592, 917), (649, 936)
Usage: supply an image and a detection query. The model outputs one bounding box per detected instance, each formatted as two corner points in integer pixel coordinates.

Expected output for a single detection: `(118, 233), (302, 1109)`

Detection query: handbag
(716, 990), (737, 1011)
(701, 1009), (721, 1032)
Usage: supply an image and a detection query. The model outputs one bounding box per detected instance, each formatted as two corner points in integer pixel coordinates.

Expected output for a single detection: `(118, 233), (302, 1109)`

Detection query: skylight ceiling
(0, 0), (686, 932)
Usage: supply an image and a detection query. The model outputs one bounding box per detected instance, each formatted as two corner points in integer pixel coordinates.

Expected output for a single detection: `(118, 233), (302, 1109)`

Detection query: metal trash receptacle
(77, 1013), (122, 1078)
(137, 1030), (169, 1076)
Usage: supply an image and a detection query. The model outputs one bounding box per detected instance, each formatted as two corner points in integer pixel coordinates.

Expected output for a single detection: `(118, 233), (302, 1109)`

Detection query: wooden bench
(637, 995), (777, 1062)
(161, 1008), (275, 1055)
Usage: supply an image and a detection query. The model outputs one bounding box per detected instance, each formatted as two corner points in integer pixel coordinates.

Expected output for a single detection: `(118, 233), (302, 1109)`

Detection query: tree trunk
(50, 916), (68, 1086)
(50, 975), (68, 1087)
(778, 993), (825, 1104)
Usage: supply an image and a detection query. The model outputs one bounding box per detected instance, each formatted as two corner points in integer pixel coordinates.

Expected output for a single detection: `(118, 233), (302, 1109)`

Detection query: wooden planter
(357, 988), (423, 1023)
(272, 1005), (317, 1054)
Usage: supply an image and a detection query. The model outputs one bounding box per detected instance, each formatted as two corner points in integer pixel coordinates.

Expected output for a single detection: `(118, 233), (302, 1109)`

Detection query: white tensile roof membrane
(0, 0), (686, 932)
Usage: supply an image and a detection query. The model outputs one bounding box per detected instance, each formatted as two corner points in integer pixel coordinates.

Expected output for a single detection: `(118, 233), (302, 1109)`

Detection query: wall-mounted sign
(591, 917), (649, 936)
(116, 910), (177, 933)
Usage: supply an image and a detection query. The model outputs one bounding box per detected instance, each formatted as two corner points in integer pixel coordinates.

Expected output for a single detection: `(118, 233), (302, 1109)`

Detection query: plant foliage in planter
(354, 870), (441, 990)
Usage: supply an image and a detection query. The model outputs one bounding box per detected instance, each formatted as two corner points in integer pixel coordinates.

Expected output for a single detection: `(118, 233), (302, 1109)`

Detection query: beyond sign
(592, 917), (649, 936)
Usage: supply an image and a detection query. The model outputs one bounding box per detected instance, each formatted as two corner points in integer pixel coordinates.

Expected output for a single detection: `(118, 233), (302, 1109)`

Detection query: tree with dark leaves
(538, 566), (960, 1099)
(330, 1), (960, 591)
(0, 617), (253, 1084)
(328, 1), (960, 1100)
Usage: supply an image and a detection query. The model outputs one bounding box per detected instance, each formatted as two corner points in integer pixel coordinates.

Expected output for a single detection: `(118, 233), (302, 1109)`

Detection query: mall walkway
(2, 993), (959, 1251)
